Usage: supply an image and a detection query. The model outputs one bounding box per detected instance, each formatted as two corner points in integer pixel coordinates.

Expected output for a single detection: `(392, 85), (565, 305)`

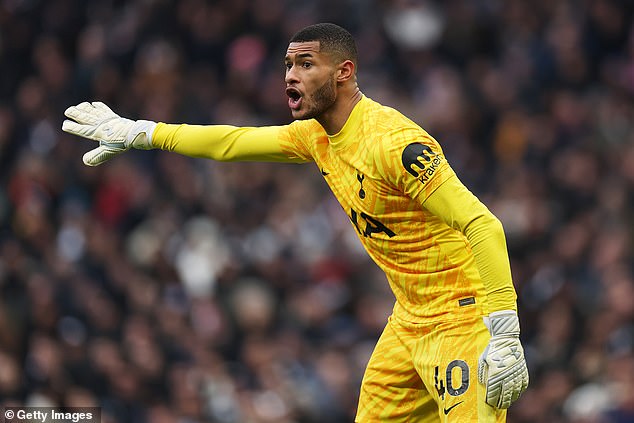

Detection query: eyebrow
(285, 52), (315, 61)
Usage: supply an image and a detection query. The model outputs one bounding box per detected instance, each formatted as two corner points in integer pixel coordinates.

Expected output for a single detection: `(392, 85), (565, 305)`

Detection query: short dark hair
(290, 23), (358, 67)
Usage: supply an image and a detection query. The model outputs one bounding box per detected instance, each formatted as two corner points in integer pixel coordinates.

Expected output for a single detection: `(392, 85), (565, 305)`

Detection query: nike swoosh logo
(443, 401), (463, 415)
(321, 168), (329, 176)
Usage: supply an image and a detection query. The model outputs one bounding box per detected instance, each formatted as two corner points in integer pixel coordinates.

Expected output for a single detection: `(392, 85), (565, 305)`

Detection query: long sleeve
(152, 122), (312, 163)
(422, 175), (517, 313)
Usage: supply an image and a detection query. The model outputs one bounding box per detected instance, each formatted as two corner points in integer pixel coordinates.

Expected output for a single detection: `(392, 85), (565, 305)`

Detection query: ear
(336, 60), (355, 83)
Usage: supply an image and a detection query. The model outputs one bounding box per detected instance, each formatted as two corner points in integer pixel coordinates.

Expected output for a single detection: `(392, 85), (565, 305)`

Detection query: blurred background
(1, 0), (634, 422)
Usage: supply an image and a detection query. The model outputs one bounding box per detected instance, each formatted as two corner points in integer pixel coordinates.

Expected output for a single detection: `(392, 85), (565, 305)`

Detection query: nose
(285, 65), (299, 84)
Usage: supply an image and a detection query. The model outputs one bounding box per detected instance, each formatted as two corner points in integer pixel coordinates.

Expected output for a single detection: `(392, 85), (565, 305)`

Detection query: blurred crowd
(1, 0), (634, 422)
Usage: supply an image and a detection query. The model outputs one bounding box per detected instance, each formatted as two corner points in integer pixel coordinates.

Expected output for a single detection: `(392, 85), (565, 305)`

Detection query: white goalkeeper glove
(477, 310), (529, 409)
(62, 101), (156, 166)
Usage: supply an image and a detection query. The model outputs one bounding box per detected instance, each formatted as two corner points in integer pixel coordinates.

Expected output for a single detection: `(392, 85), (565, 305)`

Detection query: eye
(285, 63), (292, 71)
(302, 62), (312, 68)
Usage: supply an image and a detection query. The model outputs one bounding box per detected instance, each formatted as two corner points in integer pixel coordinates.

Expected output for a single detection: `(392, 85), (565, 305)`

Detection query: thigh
(356, 317), (439, 423)
(414, 316), (506, 423)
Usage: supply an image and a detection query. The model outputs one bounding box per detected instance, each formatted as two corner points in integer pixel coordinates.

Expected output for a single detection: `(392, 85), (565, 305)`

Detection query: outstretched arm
(152, 123), (307, 163)
(62, 101), (311, 166)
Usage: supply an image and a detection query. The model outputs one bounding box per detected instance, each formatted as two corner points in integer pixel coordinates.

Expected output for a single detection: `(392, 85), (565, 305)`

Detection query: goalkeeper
(62, 23), (528, 422)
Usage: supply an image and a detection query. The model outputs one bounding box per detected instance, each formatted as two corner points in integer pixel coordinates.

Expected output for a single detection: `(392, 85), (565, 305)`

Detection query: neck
(317, 86), (363, 135)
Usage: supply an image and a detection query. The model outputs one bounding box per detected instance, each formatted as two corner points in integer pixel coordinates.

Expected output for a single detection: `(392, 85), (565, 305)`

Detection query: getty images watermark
(3, 407), (100, 423)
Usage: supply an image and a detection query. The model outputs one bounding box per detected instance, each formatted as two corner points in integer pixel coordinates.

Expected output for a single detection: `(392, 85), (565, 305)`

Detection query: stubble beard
(298, 77), (336, 121)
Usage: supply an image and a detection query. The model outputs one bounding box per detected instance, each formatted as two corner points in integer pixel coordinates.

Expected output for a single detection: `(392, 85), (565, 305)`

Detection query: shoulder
(287, 119), (327, 141)
(363, 97), (415, 125)
(362, 97), (431, 142)
(282, 119), (328, 153)
(364, 99), (450, 186)
(363, 98), (441, 157)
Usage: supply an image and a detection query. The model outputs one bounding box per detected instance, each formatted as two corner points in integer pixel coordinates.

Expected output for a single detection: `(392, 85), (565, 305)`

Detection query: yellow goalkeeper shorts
(355, 314), (507, 422)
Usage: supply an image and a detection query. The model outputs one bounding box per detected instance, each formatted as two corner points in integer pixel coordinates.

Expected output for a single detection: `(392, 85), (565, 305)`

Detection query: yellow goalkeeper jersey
(277, 96), (486, 321)
(153, 95), (517, 322)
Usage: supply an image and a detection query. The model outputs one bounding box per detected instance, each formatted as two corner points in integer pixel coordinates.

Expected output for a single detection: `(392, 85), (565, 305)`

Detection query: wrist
(489, 310), (517, 319)
(485, 310), (520, 337)
(127, 120), (157, 150)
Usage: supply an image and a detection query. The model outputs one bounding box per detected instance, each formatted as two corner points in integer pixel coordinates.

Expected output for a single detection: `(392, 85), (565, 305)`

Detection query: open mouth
(286, 87), (302, 110)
